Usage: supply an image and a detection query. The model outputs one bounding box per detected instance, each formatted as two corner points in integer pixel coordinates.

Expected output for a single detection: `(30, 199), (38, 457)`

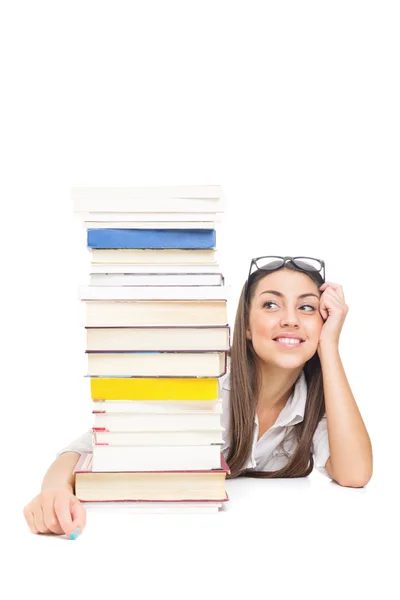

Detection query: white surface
(9, 472), (399, 599)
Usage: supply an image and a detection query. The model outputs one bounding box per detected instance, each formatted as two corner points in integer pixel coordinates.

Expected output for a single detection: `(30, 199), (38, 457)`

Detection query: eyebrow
(259, 290), (320, 300)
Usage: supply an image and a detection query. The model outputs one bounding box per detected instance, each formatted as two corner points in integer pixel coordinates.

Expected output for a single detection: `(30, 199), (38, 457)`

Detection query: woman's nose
(280, 310), (300, 327)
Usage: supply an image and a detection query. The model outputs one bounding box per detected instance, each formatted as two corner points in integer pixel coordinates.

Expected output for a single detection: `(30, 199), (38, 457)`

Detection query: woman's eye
(262, 301), (277, 309)
(262, 301), (316, 311)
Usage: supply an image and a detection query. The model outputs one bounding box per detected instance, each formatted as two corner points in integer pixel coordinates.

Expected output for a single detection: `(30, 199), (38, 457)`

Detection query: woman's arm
(319, 342), (373, 487)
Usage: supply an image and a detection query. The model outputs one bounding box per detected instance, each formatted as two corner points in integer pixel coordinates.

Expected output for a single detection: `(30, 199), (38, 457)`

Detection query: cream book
(80, 285), (230, 301)
(93, 411), (222, 431)
(72, 186), (226, 213)
(84, 221), (217, 229)
(89, 263), (222, 274)
(93, 429), (225, 446)
(91, 444), (222, 472)
(86, 325), (230, 351)
(90, 248), (216, 264)
(86, 351), (227, 377)
(85, 300), (228, 327)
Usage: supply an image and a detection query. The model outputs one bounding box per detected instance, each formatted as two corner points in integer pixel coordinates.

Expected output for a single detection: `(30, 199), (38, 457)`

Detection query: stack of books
(72, 186), (231, 513)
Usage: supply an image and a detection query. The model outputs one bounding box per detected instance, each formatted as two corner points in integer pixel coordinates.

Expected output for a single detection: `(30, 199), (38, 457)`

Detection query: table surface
(7, 467), (399, 600)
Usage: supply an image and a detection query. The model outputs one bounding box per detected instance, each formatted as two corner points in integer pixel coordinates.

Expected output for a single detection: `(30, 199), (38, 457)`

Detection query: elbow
(335, 470), (373, 488)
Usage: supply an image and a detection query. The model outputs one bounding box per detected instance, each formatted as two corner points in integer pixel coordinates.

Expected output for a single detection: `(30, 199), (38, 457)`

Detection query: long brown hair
(226, 262), (326, 479)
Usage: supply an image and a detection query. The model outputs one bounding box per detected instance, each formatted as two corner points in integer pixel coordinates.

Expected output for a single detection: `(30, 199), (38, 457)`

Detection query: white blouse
(220, 369), (331, 478)
(58, 370), (331, 479)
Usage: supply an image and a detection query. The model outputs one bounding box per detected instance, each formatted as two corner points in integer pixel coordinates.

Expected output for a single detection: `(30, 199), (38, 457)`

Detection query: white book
(91, 444), (222, 472)
(85, 299), (228, 327)
(86, 325), (230, 352)
(89, 263), (222, 274)
(92, 399), (223, 414)
(80, 285), (230, 301)
(83, 502), (224, 514)
(93, 411), (222, 431)
(91, 248), (217, 265)
(84, 221), (217, 229)
(86, 351), (227, 377)
(89, 272), (224, 286)
(73, 186), (226, 213)
(82, 212), (222, 222)
(92, 429), (225, 446)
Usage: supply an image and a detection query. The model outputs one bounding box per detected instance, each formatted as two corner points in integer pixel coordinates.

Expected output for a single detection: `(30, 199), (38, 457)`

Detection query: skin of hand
(317, 281), (349, 347)
(23, 488), (86, 539)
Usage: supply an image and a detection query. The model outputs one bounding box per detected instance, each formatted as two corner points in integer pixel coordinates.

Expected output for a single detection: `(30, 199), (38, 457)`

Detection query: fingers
(32, 504), (52, 534)
(23, 506), (39, 535)
(54, 493), (76, 537)
(319, 282), (345, 302)
(43, 494), (64, 535)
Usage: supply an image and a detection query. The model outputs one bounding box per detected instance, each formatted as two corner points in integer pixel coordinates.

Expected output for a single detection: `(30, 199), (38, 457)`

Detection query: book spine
(87, 228), (216, 249)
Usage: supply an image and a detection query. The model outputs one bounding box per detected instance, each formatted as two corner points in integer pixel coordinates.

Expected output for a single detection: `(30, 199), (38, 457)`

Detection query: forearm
(318, 343), (373, 486)
(41, 452), (81, 494)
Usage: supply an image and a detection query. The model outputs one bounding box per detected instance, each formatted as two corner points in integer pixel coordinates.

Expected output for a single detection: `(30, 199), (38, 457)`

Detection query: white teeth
(275, 338), (302, 345)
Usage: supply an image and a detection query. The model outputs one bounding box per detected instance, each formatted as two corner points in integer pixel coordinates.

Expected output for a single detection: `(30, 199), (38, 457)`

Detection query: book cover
(87, 228), (216, 249)
(85, 324), (230, 352)
(74, 450), (230, 474)
(79, 285), (229, 301)
(90, 376), (219, 400)
(86, 351), (227, 378)
(90, 248), (217, 264)
(72, 186), (226, 213)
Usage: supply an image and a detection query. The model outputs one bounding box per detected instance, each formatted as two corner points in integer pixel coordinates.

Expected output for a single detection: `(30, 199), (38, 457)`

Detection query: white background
(2, 1), (399, 598)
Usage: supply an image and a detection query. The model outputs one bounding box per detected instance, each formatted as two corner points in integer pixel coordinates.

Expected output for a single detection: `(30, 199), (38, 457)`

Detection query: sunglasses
(245, 255), (325, 299)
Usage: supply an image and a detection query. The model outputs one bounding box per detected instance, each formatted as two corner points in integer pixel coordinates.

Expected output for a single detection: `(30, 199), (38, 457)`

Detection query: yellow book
(91, 377), (219, 401)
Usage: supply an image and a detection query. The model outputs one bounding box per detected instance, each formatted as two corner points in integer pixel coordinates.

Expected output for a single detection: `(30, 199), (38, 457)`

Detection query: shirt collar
(222, 370), (307, 427)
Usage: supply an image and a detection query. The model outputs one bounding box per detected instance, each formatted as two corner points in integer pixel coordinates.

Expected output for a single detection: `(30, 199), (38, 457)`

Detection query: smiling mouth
(273, 337), (305, 346)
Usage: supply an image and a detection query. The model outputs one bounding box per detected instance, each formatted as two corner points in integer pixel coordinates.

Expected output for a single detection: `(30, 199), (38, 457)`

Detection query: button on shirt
(219, 369), (331, 478)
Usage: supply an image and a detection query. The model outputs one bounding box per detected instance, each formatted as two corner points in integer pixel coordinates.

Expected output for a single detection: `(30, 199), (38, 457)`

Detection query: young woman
(23, 256), (372, 538)
(221, 256), (372, 482)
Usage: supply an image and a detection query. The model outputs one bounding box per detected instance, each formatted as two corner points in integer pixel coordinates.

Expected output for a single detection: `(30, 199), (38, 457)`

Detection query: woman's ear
(246, 328), (252, 340)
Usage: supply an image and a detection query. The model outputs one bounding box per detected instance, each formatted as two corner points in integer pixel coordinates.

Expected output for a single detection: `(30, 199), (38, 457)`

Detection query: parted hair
(226, 261), (326, 479)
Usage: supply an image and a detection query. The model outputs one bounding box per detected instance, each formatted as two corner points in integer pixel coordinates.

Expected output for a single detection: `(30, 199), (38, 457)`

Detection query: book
(74, 450), (230, 501)
(91, 248), (217, 264)
(79, 285), (230, 301)
(93, 411), (223, 431)
(86, 351), (227, 377)
(90, 377), (219, 400)
(85, 300), (228, 327)
(84, 221), (217, 230)
(89, 263), (222, 274)
(82, 501), (225, 513)
(92, 399), (223, 413)
(87, 228), (216, 249)
(93, 429), (225, 446)
(89, 272), (224, 286)
(92, 443), (223, 472)
(86, 325), (230, 351)
(83, 212), (222, 222)
(72, 186), (226, 213)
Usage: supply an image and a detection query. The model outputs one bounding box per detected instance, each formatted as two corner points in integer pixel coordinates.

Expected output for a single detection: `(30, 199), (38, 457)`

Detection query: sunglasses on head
(245, 255), (325, 299)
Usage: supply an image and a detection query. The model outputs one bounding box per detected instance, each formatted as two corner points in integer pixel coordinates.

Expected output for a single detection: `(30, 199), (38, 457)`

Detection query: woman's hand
(318, 282), (349, 347)
(23, 488), (86, 539)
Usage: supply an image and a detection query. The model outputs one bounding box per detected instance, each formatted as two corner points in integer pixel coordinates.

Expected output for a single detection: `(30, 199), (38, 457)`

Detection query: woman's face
(246, 268), (324, 370)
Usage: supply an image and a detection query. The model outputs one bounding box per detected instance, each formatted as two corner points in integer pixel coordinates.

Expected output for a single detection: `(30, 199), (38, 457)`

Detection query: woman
(23, 256), (373, 539)
(223, 256), (372, 484)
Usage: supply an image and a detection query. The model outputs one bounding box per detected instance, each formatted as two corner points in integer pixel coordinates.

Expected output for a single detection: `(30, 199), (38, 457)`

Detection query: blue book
(87, 228), (216, 249)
